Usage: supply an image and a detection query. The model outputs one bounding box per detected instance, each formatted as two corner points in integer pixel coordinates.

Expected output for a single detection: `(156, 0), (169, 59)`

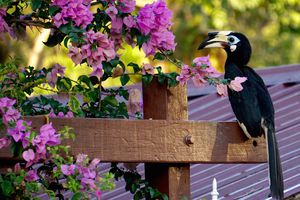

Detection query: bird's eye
(228, 37), (235, 43)
(227, 36), (240, 44)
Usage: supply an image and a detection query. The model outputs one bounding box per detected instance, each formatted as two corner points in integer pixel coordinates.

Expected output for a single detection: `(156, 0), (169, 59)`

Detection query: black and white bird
(198, 31), (284, 200)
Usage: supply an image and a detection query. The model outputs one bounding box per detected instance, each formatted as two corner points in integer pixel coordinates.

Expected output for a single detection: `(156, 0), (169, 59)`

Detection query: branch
(10, 19), (55, 29)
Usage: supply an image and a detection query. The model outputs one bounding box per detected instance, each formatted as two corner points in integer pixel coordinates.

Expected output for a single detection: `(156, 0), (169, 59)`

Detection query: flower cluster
(52, 0), (93, 28)
(176, 55), (221, 87)
(0, 97), (107, 199)
(0, 8), (14, 38)
(176, 55), (248, 96)
(68, 30), (116, 78)
(137, 0), (176, 56)
(46, 64), (66, 87)
(61, 154), (102, 198)
(216, 77), (248, 97)
(49, 110), (74, 118)
(117, 0), (136, 13)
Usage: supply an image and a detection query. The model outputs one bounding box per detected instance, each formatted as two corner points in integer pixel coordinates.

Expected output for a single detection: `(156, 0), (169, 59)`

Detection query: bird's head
(198, 31), (252, 66)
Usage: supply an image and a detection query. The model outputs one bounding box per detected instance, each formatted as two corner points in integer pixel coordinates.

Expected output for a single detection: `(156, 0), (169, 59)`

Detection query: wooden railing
(0, 78), (267, 199)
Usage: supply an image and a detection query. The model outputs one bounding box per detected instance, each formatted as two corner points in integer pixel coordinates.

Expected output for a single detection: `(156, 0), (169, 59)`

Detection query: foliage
(170, 0), (300, 70)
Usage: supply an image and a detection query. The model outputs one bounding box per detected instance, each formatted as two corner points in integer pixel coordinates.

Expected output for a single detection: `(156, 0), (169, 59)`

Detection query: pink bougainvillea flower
(76, 154), (88, 164)
(91, 64), (104, 78)
(136, 0), (176, 56)
(105, 5), (118, 20)
(95, 189), (102, 200)
(229, 77), (247, 92)
(65, 111), (74, 118)
(14, 163), (21, 172)
(141, 63), (154, 75)
(61, 164), (76, 176)
(89, 158), (100, 169)
(216, 84), (228, 97)
(123, 15), (136, 29)
(118, 0), (136, 13)
(52, 0), (93, 28)
(25, 170), (39, 182)
(192, 55), (221, 78)
(176, 64), (191, 86)
(0, 8), (15, 38)
(49, 111), (56, 118)
(69, 46), (82, 65)
(46, 64), (66, 88)
(7, 120), (31, 144)
(40, 123), (61, 146)
(111, 17), (123, 34)
(81, 177), (96, 189)
(57, 112), (65, 118)
(0, 97), (16, 109)
(192, 73), (207, 87)
(0, 137), (10, 149)
(22, 149), (35, 162)
(2, 108), (21, 125)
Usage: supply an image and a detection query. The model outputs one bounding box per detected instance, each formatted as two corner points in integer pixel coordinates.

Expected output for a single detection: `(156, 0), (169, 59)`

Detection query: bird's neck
(224, 61), (244, 79)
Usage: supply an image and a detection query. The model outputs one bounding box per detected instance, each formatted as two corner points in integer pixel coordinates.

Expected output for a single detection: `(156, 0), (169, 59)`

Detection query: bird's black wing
(225, 63), (263, 137)
(242, 66), (274, 124)
(242, 66), (283, 199)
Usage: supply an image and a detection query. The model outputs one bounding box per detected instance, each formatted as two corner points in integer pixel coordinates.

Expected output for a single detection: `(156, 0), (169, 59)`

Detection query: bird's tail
(266, 127), (284, 200)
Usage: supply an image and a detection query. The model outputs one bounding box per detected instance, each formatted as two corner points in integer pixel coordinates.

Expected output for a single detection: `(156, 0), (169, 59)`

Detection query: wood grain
(0, 117), (267, 163)
(143, 77), (190, 200)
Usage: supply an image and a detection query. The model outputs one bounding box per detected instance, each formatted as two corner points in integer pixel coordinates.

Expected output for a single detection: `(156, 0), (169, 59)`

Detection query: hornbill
(198, 31), (284, 200)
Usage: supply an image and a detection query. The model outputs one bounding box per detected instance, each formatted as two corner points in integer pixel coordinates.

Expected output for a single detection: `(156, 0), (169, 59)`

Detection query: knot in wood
(184, 135), (194, 146)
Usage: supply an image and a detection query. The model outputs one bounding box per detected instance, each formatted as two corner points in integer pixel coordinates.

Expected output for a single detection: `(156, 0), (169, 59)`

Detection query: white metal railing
(211, 178), (219, 200)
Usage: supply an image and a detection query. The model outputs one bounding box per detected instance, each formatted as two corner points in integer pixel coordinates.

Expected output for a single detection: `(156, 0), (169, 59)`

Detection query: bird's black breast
(224, 63), (274, 137)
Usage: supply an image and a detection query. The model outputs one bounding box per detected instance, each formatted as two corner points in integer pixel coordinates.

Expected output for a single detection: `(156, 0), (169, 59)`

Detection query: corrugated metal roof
(101, 64), (300, 200)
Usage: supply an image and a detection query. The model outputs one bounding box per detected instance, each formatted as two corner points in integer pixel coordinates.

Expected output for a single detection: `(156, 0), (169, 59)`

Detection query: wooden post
(143, 77), (190, 199)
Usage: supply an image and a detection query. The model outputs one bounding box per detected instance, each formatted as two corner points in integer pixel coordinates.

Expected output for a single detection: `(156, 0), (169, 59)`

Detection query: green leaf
(142, 74), (153, 85)
(1, 180), (13, 196)
(118, 88), (129, 100)
(57, 77), (72, 92)
(59, 22), (72, 34)
(31, 0), (42, 11)
(78, 75), (93, 89)
(153, 52), (165, 61)
(71, 192), (82, 200)
(102, 96), (118, 107)
(103, 62), (113, 75)
(69, 95), (81, 114)
(133, 191), (143, 200)
(11, 141), (22, 157)
(168, 78), (179, 87)
(162, 194), (169, 200)
(128, 62), (140, 73)
(131, 183), (139, 193)
(156, 66), (162, 74)
(43, 30), (65, 47)
(158, 74), (166, 84)
(137, 35), (150, 48)
(120, 74), (130, 86)
(49, 5), (60, 16)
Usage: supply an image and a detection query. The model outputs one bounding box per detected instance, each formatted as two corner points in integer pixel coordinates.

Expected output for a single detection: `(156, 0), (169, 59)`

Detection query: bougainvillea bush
(0, 0), (246, 199)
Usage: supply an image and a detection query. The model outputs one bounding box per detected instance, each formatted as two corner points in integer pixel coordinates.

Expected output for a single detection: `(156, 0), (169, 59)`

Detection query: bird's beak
(198, 31), (231, 50)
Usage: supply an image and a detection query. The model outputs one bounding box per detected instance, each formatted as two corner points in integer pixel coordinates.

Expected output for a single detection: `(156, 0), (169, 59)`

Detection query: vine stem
(98, 79), (102, 112)
(159, 50), (182, 69)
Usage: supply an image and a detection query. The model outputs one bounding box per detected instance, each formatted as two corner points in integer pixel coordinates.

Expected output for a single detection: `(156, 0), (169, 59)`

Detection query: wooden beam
(0, 117), (267, 163)
(143, 77), (191, 200)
